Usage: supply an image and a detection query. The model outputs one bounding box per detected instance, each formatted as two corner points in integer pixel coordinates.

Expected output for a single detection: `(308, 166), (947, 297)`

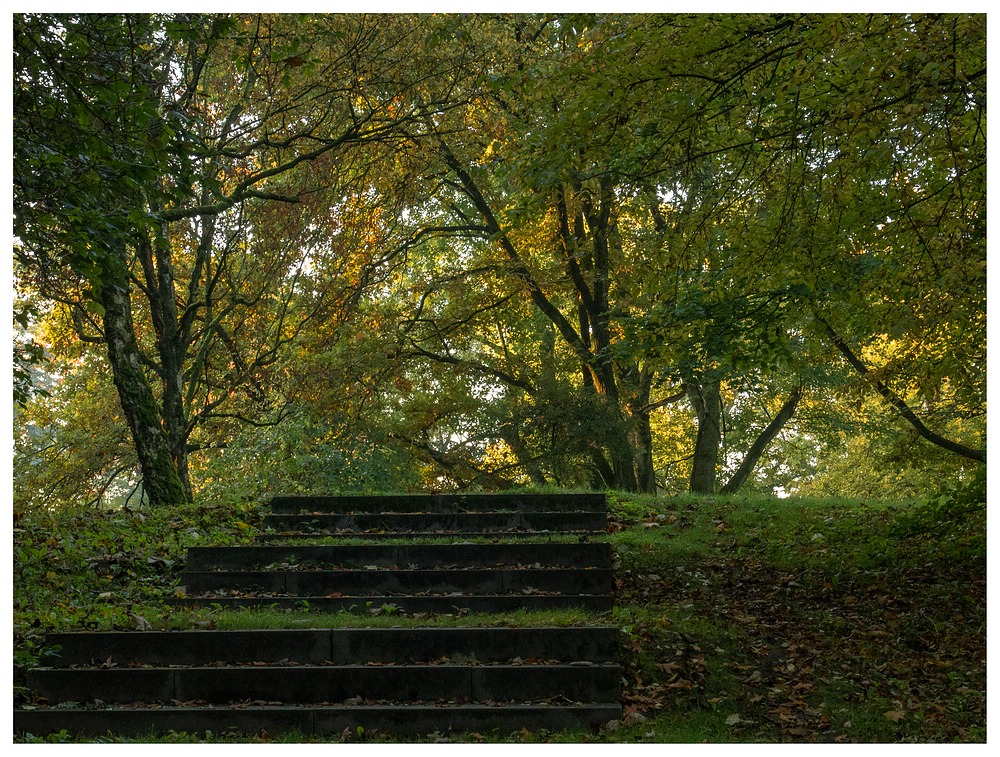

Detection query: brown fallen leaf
(884, 710), (906, 722)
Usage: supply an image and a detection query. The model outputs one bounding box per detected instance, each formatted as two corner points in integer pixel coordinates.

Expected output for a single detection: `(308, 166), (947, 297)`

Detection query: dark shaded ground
(611, 509), (986, 743)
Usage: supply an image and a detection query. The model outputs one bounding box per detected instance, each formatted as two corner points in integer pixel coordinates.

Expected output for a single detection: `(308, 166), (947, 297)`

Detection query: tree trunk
(100, 277), (187, 506)
(720, 383), (803, 494)
(502, 400), (548, 487)
(632, 411), (656, 493)
(688, 379), (722, 495)
(588, 446), (616, 490)
(582, 397), (638, 491)
(439, 143), (648, 492)
(141, 226), (194, 501)
(607, 422), (640, 491)
(628, 367), (657, 494)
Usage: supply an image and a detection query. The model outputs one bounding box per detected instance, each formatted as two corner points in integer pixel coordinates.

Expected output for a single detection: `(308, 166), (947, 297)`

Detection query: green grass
(601, 492), (985, 744)
(13, 490), (986, 743)
(148, 605), (600, 631)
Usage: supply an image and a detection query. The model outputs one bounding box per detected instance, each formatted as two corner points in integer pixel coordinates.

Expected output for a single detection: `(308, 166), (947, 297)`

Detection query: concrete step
(262, 511), (608, 535)
(15, 702), (622, 739)
(168, 593), (614, 613)
(270, 493), (608, 515)
(179, 502), (614, 615)
(179, 567), (613, 596)
(36, 627), (622, 667)
(17, 627), (623, 739)
(258, 531), (602, 541)
(27, 664), (621, 706)
(185, 542), (612, 571)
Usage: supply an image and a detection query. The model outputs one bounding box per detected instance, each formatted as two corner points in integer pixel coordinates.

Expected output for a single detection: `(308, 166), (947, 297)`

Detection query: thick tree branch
(403, 343), (536, 394)
(635, 389), (687, 415)
(819, 317), (985, 464)
(434, 135), (605, 389)
(720, 383), (803, 494)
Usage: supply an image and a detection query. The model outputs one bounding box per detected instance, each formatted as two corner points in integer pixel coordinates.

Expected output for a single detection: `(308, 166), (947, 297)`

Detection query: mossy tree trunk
(100, 264), (188, 506)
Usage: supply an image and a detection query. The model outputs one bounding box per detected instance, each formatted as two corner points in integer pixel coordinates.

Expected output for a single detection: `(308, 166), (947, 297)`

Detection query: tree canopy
(12, 12), (986, 510)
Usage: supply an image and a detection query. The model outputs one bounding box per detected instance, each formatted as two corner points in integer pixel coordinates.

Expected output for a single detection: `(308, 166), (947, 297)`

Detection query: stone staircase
(14, 493), (622, 740)
(261, 493), (609, 539)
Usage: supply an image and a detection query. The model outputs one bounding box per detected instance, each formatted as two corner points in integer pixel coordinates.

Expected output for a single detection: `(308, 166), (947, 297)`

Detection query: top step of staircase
(269, 493), (607, 515)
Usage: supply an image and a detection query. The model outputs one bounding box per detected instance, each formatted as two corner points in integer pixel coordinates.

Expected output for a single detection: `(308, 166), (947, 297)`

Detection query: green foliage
(13, 338), (49, 408)
(13, 298), (51, 408)
(12, 12), (986, 504)
(14, 14), (179, 278)
(14, 347), (136, 512)
(891, 465), (986, 541)
(12, 499), (259, 674)
(196, 412), (423, 504)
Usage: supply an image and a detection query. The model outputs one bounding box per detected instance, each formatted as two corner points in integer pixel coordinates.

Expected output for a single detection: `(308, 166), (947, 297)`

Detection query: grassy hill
(13, 491), (985, 743)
